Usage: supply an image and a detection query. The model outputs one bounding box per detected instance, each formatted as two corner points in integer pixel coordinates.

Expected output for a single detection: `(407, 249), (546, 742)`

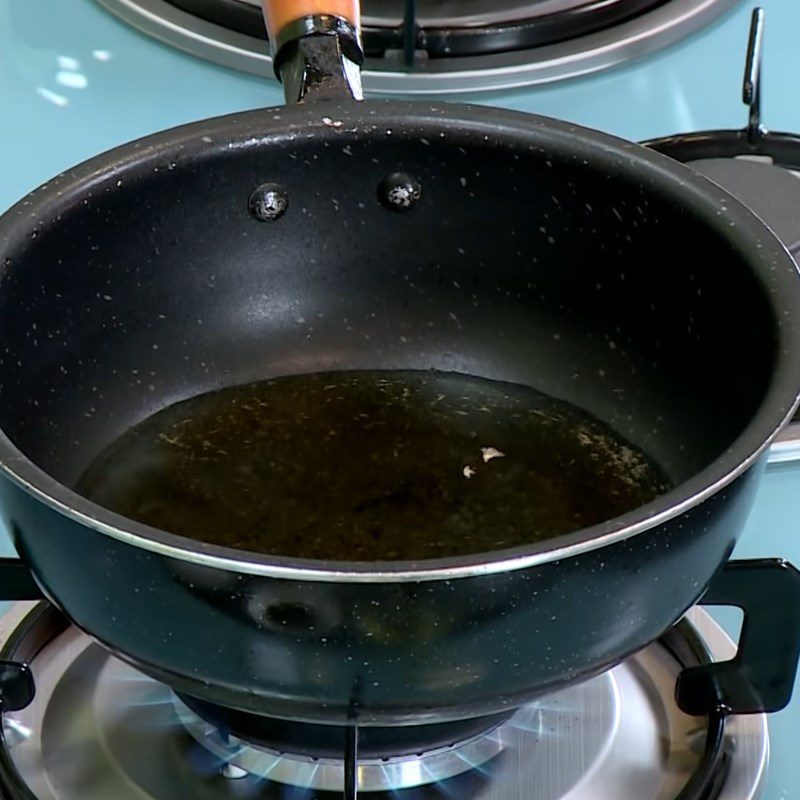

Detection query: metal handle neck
(272, 15), (364, 104)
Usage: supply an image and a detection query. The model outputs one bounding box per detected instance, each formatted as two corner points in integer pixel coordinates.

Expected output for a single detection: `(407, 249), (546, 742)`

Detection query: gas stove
(3, 1), (800, 799)
(0, 601), (770, 799)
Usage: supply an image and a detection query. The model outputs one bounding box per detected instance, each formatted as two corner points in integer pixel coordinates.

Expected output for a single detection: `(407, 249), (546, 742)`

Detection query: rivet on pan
(249, 183), (288, 221)
(378, 173), (421, 212)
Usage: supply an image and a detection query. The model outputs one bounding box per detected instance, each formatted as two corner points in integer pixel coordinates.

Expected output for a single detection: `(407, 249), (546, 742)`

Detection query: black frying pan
(0, 0), (798, 742)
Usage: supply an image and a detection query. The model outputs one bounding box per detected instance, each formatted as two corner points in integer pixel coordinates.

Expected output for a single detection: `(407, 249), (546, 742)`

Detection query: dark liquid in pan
(76, 370), (670, 561)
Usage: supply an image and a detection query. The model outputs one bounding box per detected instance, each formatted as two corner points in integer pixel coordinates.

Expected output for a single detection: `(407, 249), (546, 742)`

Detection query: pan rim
(1, 100), (798, 583)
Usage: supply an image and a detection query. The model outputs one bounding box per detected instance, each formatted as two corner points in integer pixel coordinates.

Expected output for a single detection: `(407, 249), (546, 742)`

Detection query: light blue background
(2, 1), (800, 797)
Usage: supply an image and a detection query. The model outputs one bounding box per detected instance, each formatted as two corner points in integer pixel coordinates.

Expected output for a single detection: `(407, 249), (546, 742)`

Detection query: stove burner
(0, 603), (768, 800)
(175, 695), (506, 791)
(171, 0), (669, 59)
(93, 0), (740, 93)
(175, 693), (513, 758)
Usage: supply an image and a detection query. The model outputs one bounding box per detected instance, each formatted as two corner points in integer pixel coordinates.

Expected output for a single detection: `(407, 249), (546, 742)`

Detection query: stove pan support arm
(344, 722), (359, 800)
(0, 558), (42, 714)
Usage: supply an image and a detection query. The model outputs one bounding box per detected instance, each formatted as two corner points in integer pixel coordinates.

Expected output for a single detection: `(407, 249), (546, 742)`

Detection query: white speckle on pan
(481, 447), (505, 463)
(462, 465), (477, 479)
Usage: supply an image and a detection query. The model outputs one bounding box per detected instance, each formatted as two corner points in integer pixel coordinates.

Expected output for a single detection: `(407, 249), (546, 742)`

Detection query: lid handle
(742, 7), (765, 145)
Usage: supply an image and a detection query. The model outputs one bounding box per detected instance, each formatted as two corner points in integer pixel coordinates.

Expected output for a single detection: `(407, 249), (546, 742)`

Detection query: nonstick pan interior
(0, 106), (779, 506)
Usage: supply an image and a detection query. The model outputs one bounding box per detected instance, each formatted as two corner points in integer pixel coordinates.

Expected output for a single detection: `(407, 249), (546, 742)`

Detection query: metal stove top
(0, 603), (768, 799)
(3, 1), (800, 798)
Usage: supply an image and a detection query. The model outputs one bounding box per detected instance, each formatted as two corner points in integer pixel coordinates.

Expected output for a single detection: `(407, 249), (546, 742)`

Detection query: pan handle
(262, 0), (360, 40)
(261, 0), (364, 104)
(676, 558), (800, 715)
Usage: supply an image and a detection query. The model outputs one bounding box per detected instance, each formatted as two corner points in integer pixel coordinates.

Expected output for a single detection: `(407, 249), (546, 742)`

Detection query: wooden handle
(262, 0), (360, 41)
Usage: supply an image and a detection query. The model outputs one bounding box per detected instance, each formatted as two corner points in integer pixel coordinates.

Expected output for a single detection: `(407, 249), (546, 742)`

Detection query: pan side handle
(677, 558), (800, 715)
(0, 557), (43, 602)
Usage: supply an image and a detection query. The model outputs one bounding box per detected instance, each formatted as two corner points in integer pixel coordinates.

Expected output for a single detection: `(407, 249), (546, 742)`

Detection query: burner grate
(168, 0), (669, 61)
(92, 0), (740, 93)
